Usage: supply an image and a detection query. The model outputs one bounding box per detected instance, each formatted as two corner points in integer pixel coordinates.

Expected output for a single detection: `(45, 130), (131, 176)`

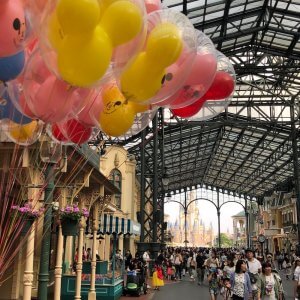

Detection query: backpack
(246, 261), (257, 284)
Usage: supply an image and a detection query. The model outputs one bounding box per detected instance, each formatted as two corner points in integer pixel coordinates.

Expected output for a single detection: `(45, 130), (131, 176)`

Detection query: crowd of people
(122, 247), (300, 300)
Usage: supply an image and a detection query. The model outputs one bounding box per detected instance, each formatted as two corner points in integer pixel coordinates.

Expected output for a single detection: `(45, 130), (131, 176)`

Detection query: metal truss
(88, 0), (300, 243)
(138, 109), (164, 245)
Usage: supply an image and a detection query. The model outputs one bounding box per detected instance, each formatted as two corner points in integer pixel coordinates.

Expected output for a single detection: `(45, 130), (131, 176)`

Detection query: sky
(164, 189), (244, 234)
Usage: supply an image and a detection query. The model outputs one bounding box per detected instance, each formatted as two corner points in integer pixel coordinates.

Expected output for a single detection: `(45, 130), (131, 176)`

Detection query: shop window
(109, 169), (122, 209)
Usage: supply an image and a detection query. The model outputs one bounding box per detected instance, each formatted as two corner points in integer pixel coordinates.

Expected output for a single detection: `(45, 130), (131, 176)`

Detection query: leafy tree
(219, 233), (234, 247)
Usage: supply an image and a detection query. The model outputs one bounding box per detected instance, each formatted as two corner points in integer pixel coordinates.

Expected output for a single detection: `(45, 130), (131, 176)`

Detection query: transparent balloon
(22, 49), (93, 124)
(120, 9), (197, 105)
(55, 119), (97, 145)
(0, 81), (33, 124)
(183, 51), (236, 122)
(144, 0), (162, 14)
(0, 0), (32, 57)
(46, 123), (73, 145)
(163, 31), (217, 109)
(110, 0), (147, 74)
(115, 105), (158, 140)
(90, 78), (137, 137)
(37, 0), (147, 88)
(77, 89), (103, 127)
(4, 119), (43, 145)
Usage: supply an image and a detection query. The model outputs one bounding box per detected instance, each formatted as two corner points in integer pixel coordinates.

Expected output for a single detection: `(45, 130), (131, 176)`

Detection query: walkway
(121, 270), (295, 300)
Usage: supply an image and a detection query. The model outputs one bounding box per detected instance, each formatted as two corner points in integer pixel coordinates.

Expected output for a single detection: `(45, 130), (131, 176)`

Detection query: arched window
(109, 169), (122, 209)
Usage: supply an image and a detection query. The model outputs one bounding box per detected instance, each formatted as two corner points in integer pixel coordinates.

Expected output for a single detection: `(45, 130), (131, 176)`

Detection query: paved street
(121, 270), (295, 300)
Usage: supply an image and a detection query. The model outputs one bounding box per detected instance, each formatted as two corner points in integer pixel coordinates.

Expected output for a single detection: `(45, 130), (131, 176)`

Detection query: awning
(99, 214), (141, 236)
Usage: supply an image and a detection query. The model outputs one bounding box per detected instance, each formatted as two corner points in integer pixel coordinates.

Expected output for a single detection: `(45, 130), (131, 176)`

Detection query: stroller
(123, 262), (148, 296)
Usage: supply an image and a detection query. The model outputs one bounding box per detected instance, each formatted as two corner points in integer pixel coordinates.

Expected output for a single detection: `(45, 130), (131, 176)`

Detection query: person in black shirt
(196, 251), (206, 285)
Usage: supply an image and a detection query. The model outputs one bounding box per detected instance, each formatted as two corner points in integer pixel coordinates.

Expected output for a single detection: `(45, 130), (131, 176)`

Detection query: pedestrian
(257, 262), (283, 300)
(293, 258), (300, 299)
(220, 277), (232, 300)
(125, 249), (132, 269)
(86, 248), (92, 261)
(115, 249), (123, 271)
(208, 268), (221, 300)
(223, 257), (235, 278)
(277, 253), (284, 270)
(152, 264), (164, 290)
(266, 254), (276, 270)
(245, 248), (262, 300)
(230, 259), (252, 300)
(283, 256), (292, 280)
(190, 255), (197, 281)
(196, 251), (206, 285)
(166, 260), (173, 281)
(174, 249), (183, 280)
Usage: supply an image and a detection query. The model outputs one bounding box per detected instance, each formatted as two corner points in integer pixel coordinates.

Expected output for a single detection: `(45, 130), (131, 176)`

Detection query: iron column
(38, 163), (55, 300)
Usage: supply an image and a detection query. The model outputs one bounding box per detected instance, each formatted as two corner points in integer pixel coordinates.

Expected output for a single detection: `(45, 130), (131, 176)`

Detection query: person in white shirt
(246, 248), (262, 300)
(293, 258), (300, 299)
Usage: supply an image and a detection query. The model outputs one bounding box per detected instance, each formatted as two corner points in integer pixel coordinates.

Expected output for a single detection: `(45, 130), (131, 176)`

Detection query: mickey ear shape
(146, 23), (183, 68)
(100, 0), (143, 46)
(56, 0), (100, 35)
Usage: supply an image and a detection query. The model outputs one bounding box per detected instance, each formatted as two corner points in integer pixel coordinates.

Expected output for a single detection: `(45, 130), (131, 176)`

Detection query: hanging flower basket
(10, 203), (44, 236)
(59, 204), (89, 236)
(21, 217), (35, 236)
(61, 218), (79, 236)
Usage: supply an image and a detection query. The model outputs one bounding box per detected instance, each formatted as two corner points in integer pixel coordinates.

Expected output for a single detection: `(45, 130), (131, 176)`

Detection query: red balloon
(51, 123), (68, 142)
(171, 97), (206, 118)
(203, 71), (234, 101)
(64, 119), (92, 145)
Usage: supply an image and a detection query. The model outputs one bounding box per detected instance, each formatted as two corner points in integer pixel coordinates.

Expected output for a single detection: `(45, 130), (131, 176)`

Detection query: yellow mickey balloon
(100, 0), (143, 46)
(98, 0), (120, 16)
(121, 22), (183, 103)
(57, 25), (113, 87)
(146, 23), (183, 68)
(99, 84), (135, 137)
(48, 12), (64, 51)
(130, 101), (150, 113)
(121, 53), (165, 102)
(8, 121), (39, 143)
(56, 0), (101, 35)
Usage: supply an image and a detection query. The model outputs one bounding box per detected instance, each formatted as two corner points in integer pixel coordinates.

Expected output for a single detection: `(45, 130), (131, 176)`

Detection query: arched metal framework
(90, 0), (300, 250)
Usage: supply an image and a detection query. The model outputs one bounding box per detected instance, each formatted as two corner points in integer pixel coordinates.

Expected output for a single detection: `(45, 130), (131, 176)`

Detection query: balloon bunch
(0, 0), (235, 146)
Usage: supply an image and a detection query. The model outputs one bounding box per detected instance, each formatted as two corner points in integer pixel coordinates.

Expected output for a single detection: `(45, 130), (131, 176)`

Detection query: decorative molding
(23, 273), (34, 285)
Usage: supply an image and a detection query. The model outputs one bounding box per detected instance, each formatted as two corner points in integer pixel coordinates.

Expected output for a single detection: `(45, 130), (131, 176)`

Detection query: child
(208, 268), (220, 300)
(220, 278), (232, 300)
(152, 264), (164, 290)
(167, 260), (173, 281)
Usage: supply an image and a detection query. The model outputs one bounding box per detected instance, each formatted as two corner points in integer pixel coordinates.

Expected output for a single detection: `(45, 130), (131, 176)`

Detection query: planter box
(61, 275), (123, 300)
(82, 261), (108, 275)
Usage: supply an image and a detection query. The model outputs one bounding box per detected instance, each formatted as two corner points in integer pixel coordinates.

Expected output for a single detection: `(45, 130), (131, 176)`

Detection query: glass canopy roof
(92, 0), (300, 199)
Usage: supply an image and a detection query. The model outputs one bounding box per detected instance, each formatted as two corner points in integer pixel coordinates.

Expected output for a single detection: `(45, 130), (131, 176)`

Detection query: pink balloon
(19, 93), (36, 118)
(23, 50), (91, 123)
(145, 0), (162, 14)
(32, 76), (74, 123)
(169, 53), (217, 109)
(77, 91), (103, 127)
(0, 0), (26, 57)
